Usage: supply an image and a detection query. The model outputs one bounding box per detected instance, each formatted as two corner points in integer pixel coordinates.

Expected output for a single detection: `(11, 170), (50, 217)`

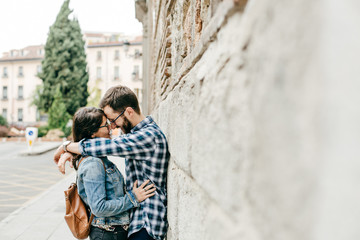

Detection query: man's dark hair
(99, 85), (140, 114)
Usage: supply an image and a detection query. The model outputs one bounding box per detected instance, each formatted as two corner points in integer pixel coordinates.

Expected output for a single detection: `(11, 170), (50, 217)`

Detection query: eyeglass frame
(108, 109), (126, 125)
(99, 122), (110, 129)
(98, 109), (126, 129)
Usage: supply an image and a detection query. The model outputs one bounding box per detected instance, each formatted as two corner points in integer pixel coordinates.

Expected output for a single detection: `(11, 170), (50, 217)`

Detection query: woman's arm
(81, 159), (155, 217)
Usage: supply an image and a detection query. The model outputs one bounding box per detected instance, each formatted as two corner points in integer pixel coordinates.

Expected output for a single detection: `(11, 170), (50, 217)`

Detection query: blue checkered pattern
(79, 116), (170, 240)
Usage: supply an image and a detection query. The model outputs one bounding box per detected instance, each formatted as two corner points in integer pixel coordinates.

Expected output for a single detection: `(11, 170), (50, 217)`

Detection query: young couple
(54, 85), (170, 240)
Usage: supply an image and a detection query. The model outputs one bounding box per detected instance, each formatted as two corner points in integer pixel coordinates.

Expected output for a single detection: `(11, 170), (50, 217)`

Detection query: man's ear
(125, 107), (134, 116)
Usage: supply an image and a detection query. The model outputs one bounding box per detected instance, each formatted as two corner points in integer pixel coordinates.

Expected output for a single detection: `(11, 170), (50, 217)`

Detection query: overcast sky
(0, 0), (142, 54)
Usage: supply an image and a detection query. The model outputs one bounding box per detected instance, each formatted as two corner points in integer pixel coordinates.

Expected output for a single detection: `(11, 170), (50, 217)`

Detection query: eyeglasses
(99, 121), (109, 129)
(109, 109), (126, 125)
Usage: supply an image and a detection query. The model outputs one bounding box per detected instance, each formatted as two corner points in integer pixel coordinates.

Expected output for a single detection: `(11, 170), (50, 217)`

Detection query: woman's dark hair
(72, 107), (104, 170)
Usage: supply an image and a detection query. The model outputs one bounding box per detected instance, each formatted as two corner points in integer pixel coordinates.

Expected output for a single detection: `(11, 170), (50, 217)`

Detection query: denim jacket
(77, 156), (139, 225)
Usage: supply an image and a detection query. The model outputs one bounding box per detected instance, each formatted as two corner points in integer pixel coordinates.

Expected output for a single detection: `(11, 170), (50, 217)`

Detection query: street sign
(25, 127), (38, 152)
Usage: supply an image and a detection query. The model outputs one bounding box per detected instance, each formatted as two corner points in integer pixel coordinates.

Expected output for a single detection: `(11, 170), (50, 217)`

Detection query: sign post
(25, 127), (38, 152)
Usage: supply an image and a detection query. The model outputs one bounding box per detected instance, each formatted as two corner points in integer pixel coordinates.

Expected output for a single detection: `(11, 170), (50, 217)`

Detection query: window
(2, 109), (6, 119)
(134, 65), (139, 74)
(132, 65), (139, 81)
(18, 86), (24, 99)
(96, 67), (102, 79)
(110, 35), (117, 42)
(2, 67), (8, 78)
(2, 86), (7, 100)
(114, 50), (120, 60)
(114, 66), (119, 80)
(97, 51), (102, 61)
(134, 49), (141, 59)
(37, 65), (42, 73)
(18, 66), (24, 77)
(18, 108), (23, 122)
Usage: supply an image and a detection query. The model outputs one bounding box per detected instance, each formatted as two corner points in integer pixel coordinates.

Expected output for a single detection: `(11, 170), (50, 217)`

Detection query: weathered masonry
(135, 0), (360, 239)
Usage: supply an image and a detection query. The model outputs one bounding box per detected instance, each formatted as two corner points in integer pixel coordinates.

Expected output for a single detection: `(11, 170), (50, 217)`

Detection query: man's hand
(132, 180), (156, 202)
(57, 152), (74, 174)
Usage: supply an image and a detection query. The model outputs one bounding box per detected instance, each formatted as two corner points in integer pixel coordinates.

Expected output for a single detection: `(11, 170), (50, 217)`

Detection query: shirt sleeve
(80, 159), (139, 217)
(79, 129), (156, 160)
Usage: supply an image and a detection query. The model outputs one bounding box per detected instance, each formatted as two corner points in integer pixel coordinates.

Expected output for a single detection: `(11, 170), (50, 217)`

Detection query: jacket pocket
(106, 167), (120, 183)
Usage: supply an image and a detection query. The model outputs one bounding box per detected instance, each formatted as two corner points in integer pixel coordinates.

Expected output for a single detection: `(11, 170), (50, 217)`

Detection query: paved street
(0, 141), (69, 221)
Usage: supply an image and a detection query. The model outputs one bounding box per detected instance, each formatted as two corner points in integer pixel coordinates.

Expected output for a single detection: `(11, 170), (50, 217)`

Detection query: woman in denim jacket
(70, 107), (156, 240)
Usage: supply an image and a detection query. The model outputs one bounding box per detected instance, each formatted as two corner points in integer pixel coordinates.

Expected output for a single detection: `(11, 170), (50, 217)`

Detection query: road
(0, 141), (71, 221)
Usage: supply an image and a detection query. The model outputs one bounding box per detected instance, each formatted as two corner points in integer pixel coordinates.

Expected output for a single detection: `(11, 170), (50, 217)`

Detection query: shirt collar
(130, 116), (154, 133)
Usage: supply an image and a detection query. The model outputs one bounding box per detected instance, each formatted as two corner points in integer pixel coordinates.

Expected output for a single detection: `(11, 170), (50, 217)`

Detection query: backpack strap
(77, 157), (106, 224)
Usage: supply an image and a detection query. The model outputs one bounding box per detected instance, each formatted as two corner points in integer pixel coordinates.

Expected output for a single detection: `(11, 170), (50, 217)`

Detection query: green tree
(0, 116), (7, 127)
(35, 0), (89, 116)
(48, 87), (71, 134)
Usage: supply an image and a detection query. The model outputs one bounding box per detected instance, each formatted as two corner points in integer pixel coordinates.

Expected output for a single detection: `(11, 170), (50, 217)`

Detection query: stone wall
(135, 0), (360, 239)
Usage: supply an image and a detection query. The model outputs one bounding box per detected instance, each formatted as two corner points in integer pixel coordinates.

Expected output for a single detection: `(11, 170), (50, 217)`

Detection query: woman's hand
(132, 180), (156, 202)
(57, 152), (74, 174)
(53, 145), (65, 165)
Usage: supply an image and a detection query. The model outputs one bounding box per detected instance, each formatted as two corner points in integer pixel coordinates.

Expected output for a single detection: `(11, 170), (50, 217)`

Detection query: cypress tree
(48, 86), (71, 132)
(36, 0), (89, 116)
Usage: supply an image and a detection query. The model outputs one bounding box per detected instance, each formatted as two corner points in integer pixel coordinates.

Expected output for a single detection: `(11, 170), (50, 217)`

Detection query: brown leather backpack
(64, 158), (105, 239)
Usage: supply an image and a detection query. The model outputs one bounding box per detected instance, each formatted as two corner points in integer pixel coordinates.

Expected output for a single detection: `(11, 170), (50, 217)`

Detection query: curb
(18, 142), (61, 156)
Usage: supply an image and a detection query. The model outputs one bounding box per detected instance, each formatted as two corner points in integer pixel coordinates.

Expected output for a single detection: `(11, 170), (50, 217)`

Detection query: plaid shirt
(79, 116), (170, 240)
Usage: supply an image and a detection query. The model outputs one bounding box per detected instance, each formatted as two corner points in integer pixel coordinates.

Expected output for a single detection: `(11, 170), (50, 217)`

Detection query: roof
(131, 35), (143, 43)
(0, 45), (44, 62)
(83, 32), (105, 37)
(86, 40), (142, 48)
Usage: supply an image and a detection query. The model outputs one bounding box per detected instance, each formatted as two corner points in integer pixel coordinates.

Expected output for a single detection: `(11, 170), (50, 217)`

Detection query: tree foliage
(35, 0), (88, 116)
(0, 116), (8, 127)
(48, 87), (71, 134)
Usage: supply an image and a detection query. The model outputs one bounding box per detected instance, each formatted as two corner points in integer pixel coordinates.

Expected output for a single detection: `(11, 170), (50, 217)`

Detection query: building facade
(0, 45), (44, 124)
(0, 33), (143, 125)
(135, 0), (360, 240)
(85, 33), (143, 106)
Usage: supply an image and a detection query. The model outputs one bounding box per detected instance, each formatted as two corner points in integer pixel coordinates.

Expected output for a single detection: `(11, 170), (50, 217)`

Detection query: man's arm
(80, 130), (156, 159)
(54, 130), (155, 174)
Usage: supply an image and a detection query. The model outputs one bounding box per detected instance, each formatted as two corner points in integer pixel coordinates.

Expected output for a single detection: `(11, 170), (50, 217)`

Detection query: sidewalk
(0, 171), (77, 240)
(0, 155), (125, 240)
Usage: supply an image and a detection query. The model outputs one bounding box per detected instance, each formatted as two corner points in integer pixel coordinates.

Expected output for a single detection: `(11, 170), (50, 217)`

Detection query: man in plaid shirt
(54, 85), (170, 240)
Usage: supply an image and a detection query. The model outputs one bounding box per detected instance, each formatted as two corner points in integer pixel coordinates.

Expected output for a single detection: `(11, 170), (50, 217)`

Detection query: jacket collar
(130, 116), (153, 133)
